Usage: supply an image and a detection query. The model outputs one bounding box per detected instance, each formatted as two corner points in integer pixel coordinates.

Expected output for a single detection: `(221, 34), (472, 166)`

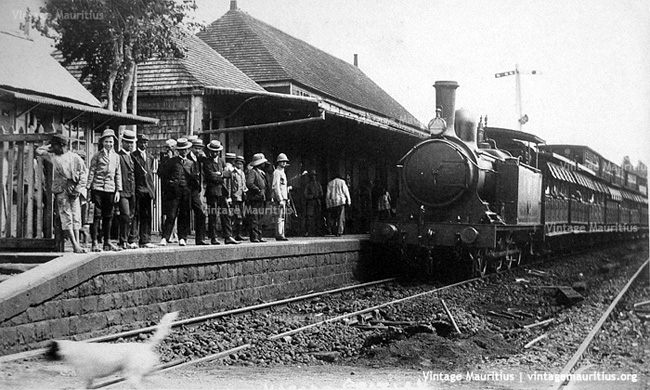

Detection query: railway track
(549, 258), (649, 390)
(90, 250), (590, 389)
(1, 241), (645, 389)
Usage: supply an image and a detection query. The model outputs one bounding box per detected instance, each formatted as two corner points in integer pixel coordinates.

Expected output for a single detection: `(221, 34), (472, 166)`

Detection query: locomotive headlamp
(427, 117), (446, 137)
(427, 108), (447, 137)
(459, 227), (479, 244)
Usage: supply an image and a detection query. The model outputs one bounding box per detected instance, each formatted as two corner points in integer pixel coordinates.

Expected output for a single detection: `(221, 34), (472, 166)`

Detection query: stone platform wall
(0, 238), (370, 356)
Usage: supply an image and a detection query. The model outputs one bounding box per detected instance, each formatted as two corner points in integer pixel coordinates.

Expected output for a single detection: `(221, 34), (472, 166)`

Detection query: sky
(2, 0), (649, 166)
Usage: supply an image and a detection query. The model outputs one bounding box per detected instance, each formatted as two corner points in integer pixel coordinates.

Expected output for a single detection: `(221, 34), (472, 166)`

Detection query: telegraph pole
(495, 64), (538, 131)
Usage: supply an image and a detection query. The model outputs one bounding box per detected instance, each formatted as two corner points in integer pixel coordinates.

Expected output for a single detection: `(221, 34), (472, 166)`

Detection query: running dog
(45, 311), (178, 389)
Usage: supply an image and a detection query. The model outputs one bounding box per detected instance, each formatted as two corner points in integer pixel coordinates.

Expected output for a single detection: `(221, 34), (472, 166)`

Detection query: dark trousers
(328, 205), (345, 236)
(190, 190), (206, 242)
(162, 187), (191, 240)
(131, 193), (152, 244)
(248, 200), (265, 240)
(207, 196), (233, 239)
(118, 195), (134, 245)
(90, 190), (114, 245)
(305, 200), (322, 236)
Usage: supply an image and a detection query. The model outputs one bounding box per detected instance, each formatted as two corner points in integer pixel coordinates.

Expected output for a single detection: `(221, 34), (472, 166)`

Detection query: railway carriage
(370, 81), (648, 277)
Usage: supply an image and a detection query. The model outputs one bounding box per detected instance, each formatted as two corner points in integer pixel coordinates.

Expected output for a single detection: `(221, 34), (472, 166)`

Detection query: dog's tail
(147, 311), (179, 346)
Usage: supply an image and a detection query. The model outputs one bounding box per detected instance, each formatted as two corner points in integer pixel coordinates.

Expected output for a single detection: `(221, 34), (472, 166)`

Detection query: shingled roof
(197, 8), (423, 129)
(137, 34), (266, 93)
(0, 31), (102, 107)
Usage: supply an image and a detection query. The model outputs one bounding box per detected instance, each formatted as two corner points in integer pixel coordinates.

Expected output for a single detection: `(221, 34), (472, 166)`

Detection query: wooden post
(5, 126), (15, 238)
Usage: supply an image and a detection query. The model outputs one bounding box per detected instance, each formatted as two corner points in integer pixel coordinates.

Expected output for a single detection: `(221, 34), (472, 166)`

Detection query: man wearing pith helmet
(272, 153), (290, 241)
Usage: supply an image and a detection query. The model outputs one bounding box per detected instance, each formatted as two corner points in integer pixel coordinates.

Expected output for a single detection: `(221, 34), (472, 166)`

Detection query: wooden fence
(0, 126), (59, 251)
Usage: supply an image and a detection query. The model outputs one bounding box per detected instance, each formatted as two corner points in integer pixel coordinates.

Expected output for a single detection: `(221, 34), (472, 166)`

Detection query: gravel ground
(1, 240), (647, 390)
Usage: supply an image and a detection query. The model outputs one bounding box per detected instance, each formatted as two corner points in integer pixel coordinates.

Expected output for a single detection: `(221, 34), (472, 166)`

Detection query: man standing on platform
(304, 170), (323, 236)
(158, 138), (207, 246)
(87, 129), (122, 252)
(246, 153), (269, 243)
(272, 153), (290, 241)
(36, 133), (87, 253)
(118, 129), (137, 250)
(326, 174), (351, 237)
(230, 155), (248, 241)
(131, 133), (156, 248)
(203, 141), (239, 245)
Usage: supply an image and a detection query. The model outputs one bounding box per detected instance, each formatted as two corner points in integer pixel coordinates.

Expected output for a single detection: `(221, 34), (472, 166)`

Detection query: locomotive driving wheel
(470, 248), (488, 277)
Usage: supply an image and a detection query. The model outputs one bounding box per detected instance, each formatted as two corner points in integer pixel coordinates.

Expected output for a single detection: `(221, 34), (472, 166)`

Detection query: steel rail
(550, 258), (649, 390)
(95, 273), (486, 388)
(0, 278), (394, 364)
(91, 245), (643, 388)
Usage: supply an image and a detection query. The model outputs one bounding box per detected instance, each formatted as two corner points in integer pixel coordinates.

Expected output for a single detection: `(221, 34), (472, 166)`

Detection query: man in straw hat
(36, 133), (88, 253)
(158, 138), (207, 246)
(87, 128), (122, 252)
(131, 133), (156, 248)
(246, 153), (269, 242)
(272, 153), (291, 241)
(117, 129), (137, 250)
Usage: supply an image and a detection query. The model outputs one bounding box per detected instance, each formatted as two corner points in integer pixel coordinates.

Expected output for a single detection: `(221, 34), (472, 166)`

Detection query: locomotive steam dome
(402, 139), (475, 207)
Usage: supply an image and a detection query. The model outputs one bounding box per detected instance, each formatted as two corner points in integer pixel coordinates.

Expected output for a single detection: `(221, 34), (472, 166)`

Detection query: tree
(30, 0), (200, 112)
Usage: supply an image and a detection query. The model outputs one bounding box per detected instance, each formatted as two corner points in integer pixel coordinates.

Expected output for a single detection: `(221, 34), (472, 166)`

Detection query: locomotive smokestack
(433, 81), (459, 137)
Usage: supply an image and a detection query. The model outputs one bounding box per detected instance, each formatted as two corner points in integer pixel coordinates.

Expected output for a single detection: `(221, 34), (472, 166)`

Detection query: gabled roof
(137, 34), (266, 93)
(197, 8), (423, 128)
(0, 30), (102, 107)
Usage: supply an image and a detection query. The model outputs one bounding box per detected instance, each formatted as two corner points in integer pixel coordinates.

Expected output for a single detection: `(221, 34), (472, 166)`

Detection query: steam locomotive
(370, 81), (648, 277)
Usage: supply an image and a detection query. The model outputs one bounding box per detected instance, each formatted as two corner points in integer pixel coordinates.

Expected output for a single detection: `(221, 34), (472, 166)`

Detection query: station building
(0, 30), (157, 251)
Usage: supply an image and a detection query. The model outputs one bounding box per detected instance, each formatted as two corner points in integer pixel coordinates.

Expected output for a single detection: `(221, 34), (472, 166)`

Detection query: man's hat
(137, 133), (149, 142)
(187, 135), (198, 141)
(206, 140), (223, 152)
(225, 152), (236, 160)
(50, 133), (68, 146)
(99, 129), (118, 142)
(310, 170), (318, 176)
(276, 153), (289, 163)
(165, 139), (177, 148)
(175, 138), (192, 150)
(191, 138), (204, 147)
(121, 129), (136, 142)
(250, 153), (268, 167)
(235, 155), (245, 163)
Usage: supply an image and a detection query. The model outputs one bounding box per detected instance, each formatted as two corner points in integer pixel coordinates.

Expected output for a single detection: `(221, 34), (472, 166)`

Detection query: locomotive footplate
(399, 221), (538, 249)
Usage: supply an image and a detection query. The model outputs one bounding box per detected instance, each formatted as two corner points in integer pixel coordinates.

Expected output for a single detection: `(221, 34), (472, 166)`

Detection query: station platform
(0, 234), (375, 356)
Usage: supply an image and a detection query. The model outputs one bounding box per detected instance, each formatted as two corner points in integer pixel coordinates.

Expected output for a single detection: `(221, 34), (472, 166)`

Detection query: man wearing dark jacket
(246, 153), (269, 243)
(203, 140), (239, 245)
(158, 138), (207, 246)
(118, 130), (137, 250)
(131, 133), (156, 248)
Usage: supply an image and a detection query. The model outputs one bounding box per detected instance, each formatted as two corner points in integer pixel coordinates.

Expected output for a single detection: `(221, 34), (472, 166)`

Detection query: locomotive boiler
(371, 81), (544, 276)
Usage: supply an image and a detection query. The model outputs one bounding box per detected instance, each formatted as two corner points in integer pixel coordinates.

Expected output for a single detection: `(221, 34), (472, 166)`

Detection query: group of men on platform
(39, 129), (353, 253)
